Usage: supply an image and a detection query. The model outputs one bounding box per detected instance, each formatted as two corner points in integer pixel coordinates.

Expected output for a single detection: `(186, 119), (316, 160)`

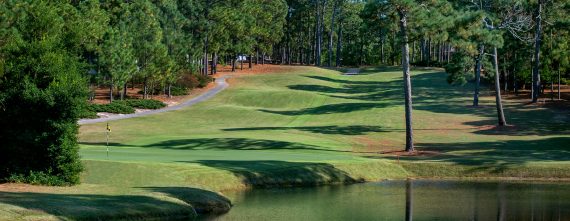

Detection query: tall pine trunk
(143, 77), (148, 99)
(473, 45), (484, 107)
(249, 54), (253, 69)
(315, 0), (322, 66)
(121, 83), (127, 100)
(398, 9), (414, 152)
(559, 66), (561, 100)
(327, 0), (338, 67)
(109, 78), (114, 103)
(168, 84), (172, 98)
(532, 1), (542, 103)
(335, 8), (343, 67)
(493, 47), (507, 126)
(204, 41), (209, 76)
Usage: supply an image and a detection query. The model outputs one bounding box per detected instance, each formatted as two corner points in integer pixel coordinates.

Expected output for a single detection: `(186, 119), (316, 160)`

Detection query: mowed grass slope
(2, 65), (569, 220)
(80, 65), (570, 183)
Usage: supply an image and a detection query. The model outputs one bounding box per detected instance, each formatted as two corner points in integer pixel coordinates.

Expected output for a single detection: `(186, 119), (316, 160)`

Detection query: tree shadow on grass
(291, 71), (569, 137)
(0, 191), (195, 220)
(182, 160), (362, 188)
(372, 137), (570, 174)
(305, 75), (380, 85)
(139, 138), (350, 153)
(260, 102), (390, 116)
(140, 187), (231, 215)
(465, 119), (570, 136)
(222, 125), (385, 135)
(80, 138), (351, 153)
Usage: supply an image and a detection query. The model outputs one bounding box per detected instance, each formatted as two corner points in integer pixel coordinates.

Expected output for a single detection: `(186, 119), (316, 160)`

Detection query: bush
(196, 74), (213, 88)
(78, 109), (98, 119)
(77, 102), (99, 119)
(88, 102), (135, 114)
(178, 74), (201, 89)
(84, 99), (166, 115)
(115, 99), (166, 109)
(170, 86), (189, 96)
(7, 170), (67, 186)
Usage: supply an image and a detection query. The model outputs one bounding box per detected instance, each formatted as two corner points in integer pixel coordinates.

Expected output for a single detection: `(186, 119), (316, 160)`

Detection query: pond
(200, 180), (570, 221)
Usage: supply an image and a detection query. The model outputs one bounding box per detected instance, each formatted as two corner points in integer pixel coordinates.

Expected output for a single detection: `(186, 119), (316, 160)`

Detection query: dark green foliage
(83, 99), (166, 116)
(88, 102), (135, 114)
(115, 99), (166, 109)
(0, 1), (87, 185)
(6, 171), (69, 186)
(169, 86), (189, 96)
(196, 74), (213, 88)
(78, 106), (99, 119)
(445, 51), (475, 85)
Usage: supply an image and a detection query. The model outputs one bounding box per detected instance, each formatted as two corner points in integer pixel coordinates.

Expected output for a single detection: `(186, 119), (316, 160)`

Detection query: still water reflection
(201, 180), (570, 221)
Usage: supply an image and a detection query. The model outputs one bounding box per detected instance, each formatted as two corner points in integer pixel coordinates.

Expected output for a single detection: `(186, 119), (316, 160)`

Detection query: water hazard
(201, 179), (570, 221)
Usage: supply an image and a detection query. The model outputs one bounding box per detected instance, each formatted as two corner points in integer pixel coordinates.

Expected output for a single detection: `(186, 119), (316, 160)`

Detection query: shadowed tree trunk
(249, 54), (253, 69)
(167, 84), (172, 98)
(109, 78), (114, 103)
(232, 55), (236, 72)
(532, 0), (542, 103)
(398, 8), (414, 152)
(210, 52), (216, 75)
(143, 77), (148, 99)
(335, 9), (343, 67)
(380, 34), (385, 64)
(327, 0), (338, 67)
(559, 66), (561, 100)
(493, 47), (507, 126)
(262, 52), (265, 65)
(122, 83), (127, 100)
(473, 45), (484, 107)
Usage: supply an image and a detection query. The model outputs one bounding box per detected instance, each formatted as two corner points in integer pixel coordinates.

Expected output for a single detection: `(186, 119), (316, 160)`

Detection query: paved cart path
(343, 68), (360, 75)
(79, 75), (230, 125)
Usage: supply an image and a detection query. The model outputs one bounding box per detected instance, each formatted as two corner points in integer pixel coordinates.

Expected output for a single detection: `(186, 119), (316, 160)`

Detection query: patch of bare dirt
(0, 183), (56, 193)
(379, 150), (442, 157)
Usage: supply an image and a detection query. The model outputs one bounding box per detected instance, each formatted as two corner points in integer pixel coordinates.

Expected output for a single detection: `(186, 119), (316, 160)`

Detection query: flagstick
(106, 123), (110, 160)
(106, 131), (109, 159)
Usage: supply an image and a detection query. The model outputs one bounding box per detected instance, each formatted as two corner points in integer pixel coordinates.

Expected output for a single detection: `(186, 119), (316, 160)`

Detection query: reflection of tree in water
(497, 183), (506, 221)
(403, 180), (567, 221)
(406, 179), (413, 221)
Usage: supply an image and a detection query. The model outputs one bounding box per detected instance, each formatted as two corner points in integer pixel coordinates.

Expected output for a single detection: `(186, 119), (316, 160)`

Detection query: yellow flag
(106, 123), (111, 132)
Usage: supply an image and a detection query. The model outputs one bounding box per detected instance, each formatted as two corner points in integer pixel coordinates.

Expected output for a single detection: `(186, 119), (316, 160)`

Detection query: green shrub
(78, 109), (98, 119)
(88, 102), (135, 114)
(116, 99), (166, 109)
(196, 74), (213, 88)
(170, 86), (189, 96)
(7, 170), (67, 186)
(78, 102), (98, 119)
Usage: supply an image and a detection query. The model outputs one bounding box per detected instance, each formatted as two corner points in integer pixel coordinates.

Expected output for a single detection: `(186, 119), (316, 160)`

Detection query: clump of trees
(0, 0), (288, 185)
(0, 1), (88, 185)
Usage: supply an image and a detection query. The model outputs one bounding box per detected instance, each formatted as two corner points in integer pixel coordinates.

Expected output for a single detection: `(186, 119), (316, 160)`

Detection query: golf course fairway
(1, 66), (568, 220)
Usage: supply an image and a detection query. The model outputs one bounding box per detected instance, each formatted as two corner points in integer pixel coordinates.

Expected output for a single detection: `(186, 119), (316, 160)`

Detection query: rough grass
(2, 65), (568, 220)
